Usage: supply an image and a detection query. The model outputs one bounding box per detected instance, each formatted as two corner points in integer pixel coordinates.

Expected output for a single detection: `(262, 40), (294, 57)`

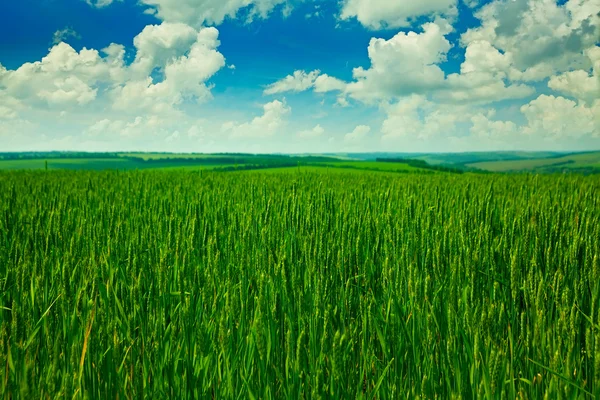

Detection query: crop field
(1, 169), (599, 398)
(319, 161), (426, 173)
(468, 152), (600, 173)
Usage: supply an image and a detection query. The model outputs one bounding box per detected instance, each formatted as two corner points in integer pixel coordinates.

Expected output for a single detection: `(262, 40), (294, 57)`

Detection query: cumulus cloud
(344, 22), (451, 102)
(548, 46), (600, 104)
(344, 125), (371, 142)
(267, 19), (532, 105)
(521, 95), (600, 139)
(470, 112), (518, 139)
(381, 95), (472, 142)
(0, 23), (225, 119)
(264, 70), (321, 95)
(462, 0), (600, 81)
(264, 70), (348, 95)
(0, 43), (120, 109)
(313, 74), (347, 93)
(86, 116), (165, 138)
(112, 26), (225, 114)
(139, 0), (288, 26)
(298, 124), (324, 138)
(222, 100), (291, 138)
(339, 0), (457, 29)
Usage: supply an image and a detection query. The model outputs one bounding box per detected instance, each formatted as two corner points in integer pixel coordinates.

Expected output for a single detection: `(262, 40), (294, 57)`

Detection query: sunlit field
(1, 169), (599, 398)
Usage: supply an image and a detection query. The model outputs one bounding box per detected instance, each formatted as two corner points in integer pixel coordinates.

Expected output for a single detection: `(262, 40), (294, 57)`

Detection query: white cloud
(339, 0), (457, 29)
(441, 71), (534, 104)
(313, 74), (347, 93)
(120, 27), (225, 114)
(38, 76), (98, 106)
(521, 95), (600, 139)
(267, 20), (531, 105)
(52, 27), (81, 45)
(298, 124), (324, 138)
(0, 43), (120, 109)
(470, 112), (518, 139)
(462, 0), (600, 81)
(264, 70), (320, 95)
(548, 46), (600, 104)
(85, 115), (166, 138)
(381, 95), (472, 142)
(264, 70), (348, 96)
(139, 0), (287, 26)
(165, 130), (181, 143)
(222, 99), (291, 138)
(0, 23), (225, 118)
(131, 22), (199, 77)
(84, 0), (118, 8)
(345, 22), (451, 102)
(344, 124), (371, 142)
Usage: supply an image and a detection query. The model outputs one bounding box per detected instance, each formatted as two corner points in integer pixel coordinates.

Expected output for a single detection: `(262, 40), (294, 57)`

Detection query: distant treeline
(0, 152), (121, 160)
(213, 163), (299, 172)
(133, 155), (337, 166)
(376, 158), (465, 174)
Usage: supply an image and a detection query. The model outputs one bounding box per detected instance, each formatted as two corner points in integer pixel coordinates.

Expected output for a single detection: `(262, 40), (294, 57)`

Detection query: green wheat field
(1, 168), (599, 398)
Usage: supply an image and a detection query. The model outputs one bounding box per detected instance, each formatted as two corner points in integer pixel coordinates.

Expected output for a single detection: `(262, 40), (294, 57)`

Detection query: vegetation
(466, 151), (600, 173)
(375, 158), (465, 173)
(1, 169), (599, 398)
(2, 151), (599, 174)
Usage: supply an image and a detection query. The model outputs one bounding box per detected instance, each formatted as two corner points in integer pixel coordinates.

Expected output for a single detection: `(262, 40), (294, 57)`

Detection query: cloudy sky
(0, 0), (598, 153)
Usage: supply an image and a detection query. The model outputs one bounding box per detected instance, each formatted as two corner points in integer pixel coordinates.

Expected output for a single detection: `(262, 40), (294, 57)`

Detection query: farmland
(1, 168), (599, 399)
(466, 151), (600, 173)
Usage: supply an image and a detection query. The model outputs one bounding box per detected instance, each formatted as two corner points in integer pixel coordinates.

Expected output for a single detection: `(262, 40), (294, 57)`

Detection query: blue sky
(0, 0), (598, 153)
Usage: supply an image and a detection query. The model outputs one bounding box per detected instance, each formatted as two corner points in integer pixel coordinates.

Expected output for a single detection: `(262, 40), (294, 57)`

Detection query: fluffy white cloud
(84, 0), (117, 8)
(462, 0), (600, 81)
(339, 0), (457, 29)
(264, 70), (348, 96)
(441, 71), (534, 103)
(86, 115), (165, 138)
(548, 46), (600, 104)
(38, 76), (98, 106)
(345, 22), (451, 102)
(0, 23), (225, 120)
(298, 124), (324, 138)
(344, 124), (371, 142)
(521, 95), (600, 139)
(313, 74), (347, 93)
(470, 112), (518, 139)
(381, 95), (472, 142)
(264, 70), (321, 95)
(139, 0), (287, 26)
(0, 22), (227, 150)
(0, 43), (120, 109)
(268, 20), (532, 105)
(222, 100), (291, 138)
(112, 27), (225, 114)
(130, 22), (198, 77)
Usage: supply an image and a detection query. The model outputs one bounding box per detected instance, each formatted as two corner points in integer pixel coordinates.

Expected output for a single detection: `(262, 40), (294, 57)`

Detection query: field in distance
(3, 151), (599, 174)
(465, 151), (600, 173)
(0, 152), (458, 174)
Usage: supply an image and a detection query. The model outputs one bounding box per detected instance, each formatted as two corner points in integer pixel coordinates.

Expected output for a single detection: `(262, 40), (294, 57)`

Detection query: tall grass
(0, 170), (598, 398)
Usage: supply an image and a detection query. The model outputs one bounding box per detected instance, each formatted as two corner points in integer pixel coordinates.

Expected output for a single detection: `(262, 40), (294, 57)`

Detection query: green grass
(468, 151), (600, 172)
(1, 169), (599, 398)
